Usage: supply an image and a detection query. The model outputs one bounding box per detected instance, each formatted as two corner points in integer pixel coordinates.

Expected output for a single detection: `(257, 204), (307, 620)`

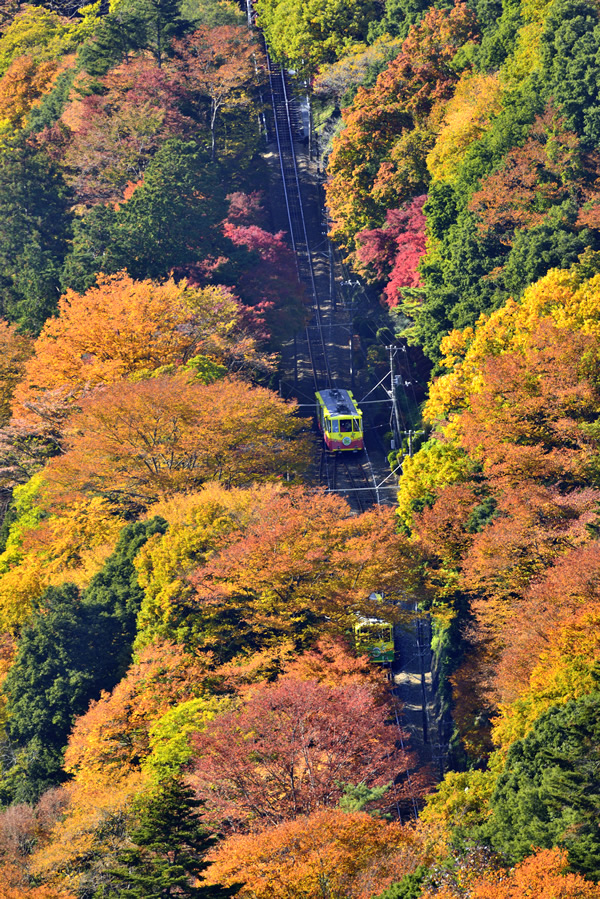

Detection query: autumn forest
(0, 0), (599, 893)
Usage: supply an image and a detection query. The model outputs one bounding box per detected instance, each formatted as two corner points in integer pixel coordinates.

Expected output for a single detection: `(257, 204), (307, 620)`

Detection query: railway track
(265, 60), (332, 391)
(264, 55), (394, 511)
(319, 449), (381, 511)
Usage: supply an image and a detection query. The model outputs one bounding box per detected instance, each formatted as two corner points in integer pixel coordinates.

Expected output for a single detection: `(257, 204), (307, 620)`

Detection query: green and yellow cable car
(354, 616), (395, 664)
(315, 388), (364, 451)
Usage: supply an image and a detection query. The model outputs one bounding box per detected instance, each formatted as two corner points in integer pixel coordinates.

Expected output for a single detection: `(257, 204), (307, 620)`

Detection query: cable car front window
(340, 419), (352, 432)
(353, 418), (360, 432)
(331, 420), (339, 433)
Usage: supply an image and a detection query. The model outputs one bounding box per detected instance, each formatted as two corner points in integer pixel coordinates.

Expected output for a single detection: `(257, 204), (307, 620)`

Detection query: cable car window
(340, 419), (352, 432)
(353, 418), (360, 431)
(331, 420), (339, 433)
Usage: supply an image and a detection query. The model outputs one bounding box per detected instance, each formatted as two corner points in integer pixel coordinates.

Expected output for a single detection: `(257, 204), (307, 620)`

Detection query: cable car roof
(317, 388), (361, 417)
(354, 615), (390, 627)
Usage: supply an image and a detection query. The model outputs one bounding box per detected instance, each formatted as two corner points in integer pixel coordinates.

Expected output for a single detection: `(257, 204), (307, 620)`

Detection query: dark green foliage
(0, 496), (16, 555)
(465, 495), (497, 534)
(372, 866), (428, 899)
(113, 140), (227, 278)
(78, 0), (190, 75)
(0, 141), (73, 332)
(101, 778), (236, 898)
(26, 68), (76, 134)
(0, 737), (65, 806)
(61, 140), (229, 290)
(132, 0), (192, 67)
(338, 781), (391, 814)
(451, 83), (543, 202)
(470, 0), (521, 71)
(77, 10), (152, 77)
(499, 215), (594, 298)
(483, 692), (600, 879)
(424, 181), (458, 241)
(0, 517), (167, 802)
(82, 516), (169, 671)
(468, 0), (504, 33)
(60, 203), (122, 294)
(5, 583), (102, 748)
(367, 0), (431, 42)
(539, 0), (600, 147)
(412, 210), (505, 360)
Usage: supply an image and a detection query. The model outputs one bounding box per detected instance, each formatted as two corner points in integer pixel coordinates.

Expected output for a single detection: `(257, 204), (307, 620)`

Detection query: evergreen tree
(26, 67), (76, 133)
(372, 867), (428, 899)
(102, 778), (236, 898)
(483, 691), (600, 879)
(77, 9), (150, 77)
(0, 140), (73, 332)
(133, 0), (191, 67)
(78, 0), (190, 74)
(61, 139), (229, 289)
(539, 0), (600, 147)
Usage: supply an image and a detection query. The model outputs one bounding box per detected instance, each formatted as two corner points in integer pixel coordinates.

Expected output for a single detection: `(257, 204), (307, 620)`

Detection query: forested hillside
(1, 0), (600, 894)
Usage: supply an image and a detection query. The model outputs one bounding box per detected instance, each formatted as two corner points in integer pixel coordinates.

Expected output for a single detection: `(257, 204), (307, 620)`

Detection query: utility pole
(294, 334), (298, 388)
(306, 83), (313, 159)
(389, 346), (401, 449)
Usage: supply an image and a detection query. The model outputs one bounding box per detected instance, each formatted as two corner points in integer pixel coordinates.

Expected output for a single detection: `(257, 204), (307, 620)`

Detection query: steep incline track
(264, 56), (397, 511)
(266, 61), (332, 390)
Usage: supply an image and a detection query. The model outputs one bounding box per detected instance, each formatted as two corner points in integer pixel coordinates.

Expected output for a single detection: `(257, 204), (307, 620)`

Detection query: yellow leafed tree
(425, 264), (600, 423)
(427, 72), (503, 182)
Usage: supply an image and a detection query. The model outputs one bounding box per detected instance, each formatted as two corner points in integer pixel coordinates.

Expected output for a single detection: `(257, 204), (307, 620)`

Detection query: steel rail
(278, 70), (332, 390)
(264, 53), (332, 389)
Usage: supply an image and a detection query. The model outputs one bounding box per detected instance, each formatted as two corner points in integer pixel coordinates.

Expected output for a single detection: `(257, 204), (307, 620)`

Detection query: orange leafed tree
(457, 322), (600, 489)
(134, 485), (422, 667)
(0, 883), (77, 898)
(483, 540), (600, 714)
(326, 1), (476, 248)
(408, 313), (600, 760)
(281, 634), (386, 691)
(203, 808), (422, 899)
(13, 273), (244, 413)
(211, 635), (386, 701)
(188, 490), (422, 636)
(46, 374), (310, 509)
(28, 773), (145, 895)
(421, 848), (600, 898)
(0, 54), (62, 131)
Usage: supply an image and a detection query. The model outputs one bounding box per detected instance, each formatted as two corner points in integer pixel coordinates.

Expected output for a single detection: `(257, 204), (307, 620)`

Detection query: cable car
(353, 616), (395, 664)
(315, 388), (364, 452)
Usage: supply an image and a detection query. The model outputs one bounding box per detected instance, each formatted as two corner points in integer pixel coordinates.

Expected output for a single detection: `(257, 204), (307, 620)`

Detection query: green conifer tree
(103, 778), (236, 898)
